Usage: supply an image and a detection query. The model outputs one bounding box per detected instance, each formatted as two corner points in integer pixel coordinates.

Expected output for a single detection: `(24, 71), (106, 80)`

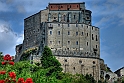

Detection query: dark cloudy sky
(0, 0), (124, 72)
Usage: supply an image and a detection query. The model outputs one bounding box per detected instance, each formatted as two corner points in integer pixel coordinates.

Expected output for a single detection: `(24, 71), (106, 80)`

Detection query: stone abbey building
(15, 2), (102, 81)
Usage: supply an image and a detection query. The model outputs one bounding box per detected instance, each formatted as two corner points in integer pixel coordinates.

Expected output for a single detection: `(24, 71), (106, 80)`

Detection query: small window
(93, 61), (95, 64)
(87, 17), (89, 19)
(50, 41), (52, 44)
(63, 15), (66, 21)
(79, 60), (82, 63)
(73, 67), (75, 70)
(76, 32), (78, 35)
(58, 31), (60, 35)
(92, 34), (94, 40)
(87, 33), (88, 36)
(76, 41), (78, 45)
(58, 41), (60, 44)
(61, 6), (63, 8)
(50, 31), (52, 35)
(82, 32), (83, 36)
(70, 5), (71, 8)
(58, 24), (60, 27)
(87, 26), (88, 28)
(92, 27), (93, 30)
(77, 5), (78, 8)
(74, 15), (76, 19)
(38, 29), (39, 32)
(96, 35), (98, 41)
(64, 59), (67, 62)
(96, 45), (97, 48)
(68, 31), (70, 35)
(87, 42), (88, 46)
(68, 41), (70, 44)
(51, 6), (52, 8)
(54, 17), (56, 19)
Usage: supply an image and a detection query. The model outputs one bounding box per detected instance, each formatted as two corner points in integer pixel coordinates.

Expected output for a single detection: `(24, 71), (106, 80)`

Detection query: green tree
(40, 46), (62, 72)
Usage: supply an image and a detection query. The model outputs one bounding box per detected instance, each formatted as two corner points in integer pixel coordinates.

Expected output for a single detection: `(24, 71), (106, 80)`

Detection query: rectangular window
(76, 32), (78, 36)
(87, 42), (88, 46)
(58, 41), (60, 44)
(74, 15), (75, 19)
(58, 31), (60, 35)
(68, 31), (70, 35)
(96, 45), (97, 48)
(50, 31), (52, 35)
(92, 34), (94, 40)
(82, 32), (83, 36)
(87, 33), (88, 36)
(64, 15), (66, 21)
(96, 35), (98, 41)
(76, 41), (78, 45)
(92, 27), (93, 30)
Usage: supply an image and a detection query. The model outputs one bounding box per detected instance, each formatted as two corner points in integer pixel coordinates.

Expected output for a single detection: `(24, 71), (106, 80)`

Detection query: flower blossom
(3, 54), (12, 61)
(1, 62), (6, 65)
(0, 80), (5, 83)
(9, 61), (14, 65)
(17, 78), (25, 83)
(0, 71), (6, 75)
(8, 72), (16, 79)
(25, 78), (33, 83)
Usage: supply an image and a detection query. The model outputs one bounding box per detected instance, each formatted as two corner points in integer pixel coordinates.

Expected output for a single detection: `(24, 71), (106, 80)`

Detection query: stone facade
(56, 56), (100, 81)
(47, 22), (100, 58)
(15, 2), (102, 81)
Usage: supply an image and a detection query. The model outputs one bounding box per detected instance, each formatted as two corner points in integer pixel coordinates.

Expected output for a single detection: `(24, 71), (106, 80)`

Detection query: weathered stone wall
(47, 23), (100, 58)
(55, 56), (100, 81)
(23, 9), (49, 51)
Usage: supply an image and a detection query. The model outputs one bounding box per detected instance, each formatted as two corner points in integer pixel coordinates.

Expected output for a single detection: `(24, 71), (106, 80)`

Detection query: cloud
(0, 1), (11, 12)
(0, 20), (24, 56)
(16, 5), (26, 14)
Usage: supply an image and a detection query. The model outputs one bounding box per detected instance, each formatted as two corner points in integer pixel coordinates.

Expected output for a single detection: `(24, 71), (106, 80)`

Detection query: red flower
(25, 78), (33, 83)
(17, 78), (25, 83)
(0, 71), (6, 75)
(9, 61), (14, 65)
(3, 54), (12, 61)
(1, 62), (6, 65)
(8, 72), (16, 79)
(0, 80), (5, 83)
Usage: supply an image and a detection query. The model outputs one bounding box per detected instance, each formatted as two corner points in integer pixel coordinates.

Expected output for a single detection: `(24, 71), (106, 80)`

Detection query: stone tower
(15, 2), (101, 81)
